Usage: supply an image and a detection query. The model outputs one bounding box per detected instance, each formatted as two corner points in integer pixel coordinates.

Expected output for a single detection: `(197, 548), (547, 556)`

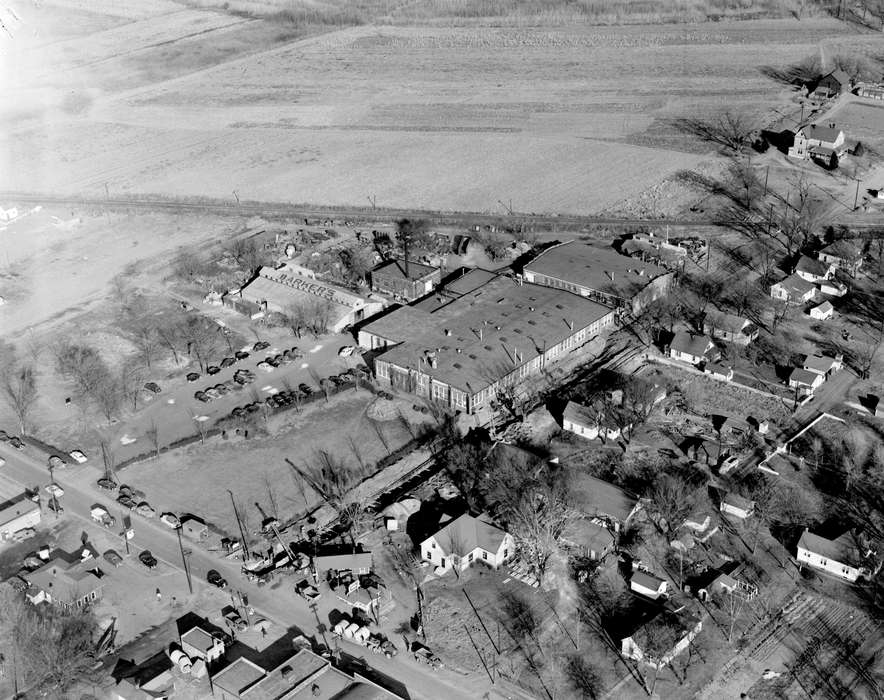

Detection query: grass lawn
(118, 392), (424, 541)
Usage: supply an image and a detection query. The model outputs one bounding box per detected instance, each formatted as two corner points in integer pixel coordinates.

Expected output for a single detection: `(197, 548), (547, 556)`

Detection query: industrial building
(521, 240), (674, 314)
(358, 269), (615, 414)
(370, 259), (441, 301)
(0, 492), (40, 540)
(233, 264), (384, 333)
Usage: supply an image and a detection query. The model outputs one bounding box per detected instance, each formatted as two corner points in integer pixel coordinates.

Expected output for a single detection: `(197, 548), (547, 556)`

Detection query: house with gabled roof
(788, 123), (846, 161)
(21, 543), (104, 609)
(770, 273), (816, 305)
(795, 255), (834, 283)
(621, 609), (703, 670)
(720, 493), (755, 520)
(568, 473), (640, 532)
(789, 367), (825, 394)
(797, 530), (868, 582)
(669, 331), (719, 366)
(631, 570), (668, 599)
(819, 240), (863, 275)
(702, 309), (757, 345)
(813, 69), (852, 98)
(421, 513), (514, 573)
(809, 300), (834, 320)
(560, 519), (615, 561)
(803, 353), (842, 377)
(562, 400), (632, 442)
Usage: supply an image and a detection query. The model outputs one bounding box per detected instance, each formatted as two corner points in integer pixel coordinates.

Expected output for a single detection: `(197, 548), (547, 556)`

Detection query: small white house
(809, 301), (834, 320)
(720, 493), (755, 519)
(803, 353), (842, 377)
(770, 274), (816, 305)
(818, 240), (863, 275)
(630, 570), (668, 599)
(421, 513), (514, 574)
(797, 529), (866, 582)
(704, 362), (733, 382)
(562, 401), (630, 442)
(819, 279), (847, 297)
(789, 368), (825, 393)
(794, 255), (833, 284)
(669, 331), (719, 365)
(181, 627), (226, 665)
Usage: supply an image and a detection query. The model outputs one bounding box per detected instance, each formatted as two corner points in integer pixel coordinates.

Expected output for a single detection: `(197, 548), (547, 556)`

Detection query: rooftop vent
(444, 329), (451, 336)
(555, 304), (564, 310)
(469, 354), (477, 359)
(453, 362), (462, 369)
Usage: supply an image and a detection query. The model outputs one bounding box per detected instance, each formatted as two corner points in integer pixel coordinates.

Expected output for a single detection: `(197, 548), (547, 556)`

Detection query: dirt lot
(3, 6), (874, 215)
(117, 392), (427, 539)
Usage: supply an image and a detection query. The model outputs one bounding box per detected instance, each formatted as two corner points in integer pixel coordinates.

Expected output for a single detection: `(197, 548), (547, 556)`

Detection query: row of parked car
(185, 341), (270, 383)
(194, 370), (256, 403)
(256, 347), (305, 373)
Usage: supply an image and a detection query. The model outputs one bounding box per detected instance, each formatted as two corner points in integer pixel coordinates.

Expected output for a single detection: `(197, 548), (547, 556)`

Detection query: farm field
(3, 6), (879, 215)
(117, 393), (423, 539)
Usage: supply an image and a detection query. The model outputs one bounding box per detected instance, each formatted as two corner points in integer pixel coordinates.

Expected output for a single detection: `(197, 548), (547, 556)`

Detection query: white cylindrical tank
(344, 622), (361, 639)
(353, 626), (370, 644)
(333, 619), (350, 637)
(169, 649), (193, 673)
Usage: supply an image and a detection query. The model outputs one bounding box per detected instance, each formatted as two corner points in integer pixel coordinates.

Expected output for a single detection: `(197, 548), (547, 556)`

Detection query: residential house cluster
(788, 352), (843, 396)
(771, 240), (861, 310)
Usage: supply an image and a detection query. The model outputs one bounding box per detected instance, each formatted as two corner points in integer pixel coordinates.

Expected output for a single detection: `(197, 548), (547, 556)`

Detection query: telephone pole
(228, 490), (250, 562)
(176, 526), (193, 595)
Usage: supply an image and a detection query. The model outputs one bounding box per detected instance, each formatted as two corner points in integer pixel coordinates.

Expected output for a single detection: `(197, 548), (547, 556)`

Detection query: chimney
(444, 329), (451, 336)
(608, 271), (614, 281)
(567, 319), (574, 331)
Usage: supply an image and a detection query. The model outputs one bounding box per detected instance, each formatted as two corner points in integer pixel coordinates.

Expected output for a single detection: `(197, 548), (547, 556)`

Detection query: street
(0, 441), (490, 700)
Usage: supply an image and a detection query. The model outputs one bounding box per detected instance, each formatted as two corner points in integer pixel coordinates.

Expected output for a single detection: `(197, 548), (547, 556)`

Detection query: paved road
(0, 443), (489, 700)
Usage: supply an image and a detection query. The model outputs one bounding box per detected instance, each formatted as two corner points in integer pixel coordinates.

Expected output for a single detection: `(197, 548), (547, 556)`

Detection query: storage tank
(344, 622), (361, 639)
(169, 649), (193, 673)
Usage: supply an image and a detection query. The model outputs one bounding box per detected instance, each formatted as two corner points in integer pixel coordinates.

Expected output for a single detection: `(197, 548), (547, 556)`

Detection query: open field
(118, 392), (423, 538)
(3, 5), (878, 215)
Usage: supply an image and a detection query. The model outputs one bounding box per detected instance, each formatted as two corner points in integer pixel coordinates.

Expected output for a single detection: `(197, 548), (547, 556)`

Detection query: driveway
(0, 442), (488, 700)
(111, 331), (364, 463)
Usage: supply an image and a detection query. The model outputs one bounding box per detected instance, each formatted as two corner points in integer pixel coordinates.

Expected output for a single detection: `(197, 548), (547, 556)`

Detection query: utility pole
(854, 177), (861, 210)
(228, 490), (250, 562)
(764, 165), (770, 196)
(176, 526), (193, 595)
(232, 190), (240, 205)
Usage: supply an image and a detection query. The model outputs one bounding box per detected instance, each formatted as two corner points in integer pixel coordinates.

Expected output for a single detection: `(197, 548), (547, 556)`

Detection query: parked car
(97, 478), (117, 491)
(195, 391), (210, 403)
(213, 384), (229, 396)
(289, 346), (304, 359)
(257, 362), (273, 373)
(48, 455), (65, 469)
(136, 503), (156, 518)
(298, 383), (313, 395)
(12, 528), (36, 543)
(186, 372), (201, 383)
(206, 569), (227, 589)
(265, 356), (281, 368)
(0, 430), (7, 441)
(144, 382), (161, 394)
(338, 345), (356, 357)
(220, 357), (236, 368)
(206, 365), (221, 376)
(117, 495), (136, 509)
(253, 341), (270, 351)
(10, 437), (24, 450)
(160, 513), (181, 529)
(234, 350), (250, 360)
(139, 550), (158, 569)
(205, 388), (221, 400)
(103, 550), (123, 567)
(45, 483), (64, 499)
(69, 450), (88, 464)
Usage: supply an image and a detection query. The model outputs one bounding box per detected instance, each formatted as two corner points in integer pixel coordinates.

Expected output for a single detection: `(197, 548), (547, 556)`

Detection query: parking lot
(110, 331), (366, 464)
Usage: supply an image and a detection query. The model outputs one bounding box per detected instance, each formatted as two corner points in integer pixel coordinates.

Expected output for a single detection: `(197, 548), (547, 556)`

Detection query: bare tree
(286, 301), (308, 339)
(565, 654), (602, 699)
(189, 409), (211, 444)
(118, 360), (146, 412)
(93, 372), (122, 423)
(647, 473), (695, 541)
(2, 361), (38, 435)
(307, 298), (334, 337)
(145, 420), (161, 459)
(509, 485), (573, 584)
(0, 586), (100, 694)
(131, 321), (162, 370)
(181, 315), (222, 371)
(341, 244), (375, 285)
(156, 319), (184, 366)
(674, 110), (756, 154)
(301, 452), (370, 548)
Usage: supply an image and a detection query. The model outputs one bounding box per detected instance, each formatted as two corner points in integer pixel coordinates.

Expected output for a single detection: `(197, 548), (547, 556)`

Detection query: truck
(412, 643), (442, 670)
(295, 578), (321, 601)
(90, 505), (116, 529)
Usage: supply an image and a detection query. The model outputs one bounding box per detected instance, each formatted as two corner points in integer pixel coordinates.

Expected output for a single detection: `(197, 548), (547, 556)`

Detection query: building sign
(264, 270), (364, 309)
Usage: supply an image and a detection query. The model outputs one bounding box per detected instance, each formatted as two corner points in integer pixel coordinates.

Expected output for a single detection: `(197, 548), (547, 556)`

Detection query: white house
(630, 570), (668, 599)
(720, 493), (755, 520)
(181, 626), (226, 665)
(797, 529), (867, 582)
(795, 255), (833, 284)
(702, 309), (758, 345)
(562, 400), (631, 442)
(421, 513), (514, 573)
(770, 274), (816, 305)
(819, 279), (847, 297)
(803, 353), (842, 377)
(818, 240), (863, 275)
(0, 494), (41, 540)
(669, 331), (719, 366)
(704, 362), (734, 382)
(788, 123), (846, 161)
(789, 368), (825, 393)
(809, 301), (834, 320)
(621, 611), (703, 669)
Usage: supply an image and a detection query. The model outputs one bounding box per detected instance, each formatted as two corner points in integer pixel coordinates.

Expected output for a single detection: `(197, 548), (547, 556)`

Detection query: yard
(117, 392), (429, 540)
